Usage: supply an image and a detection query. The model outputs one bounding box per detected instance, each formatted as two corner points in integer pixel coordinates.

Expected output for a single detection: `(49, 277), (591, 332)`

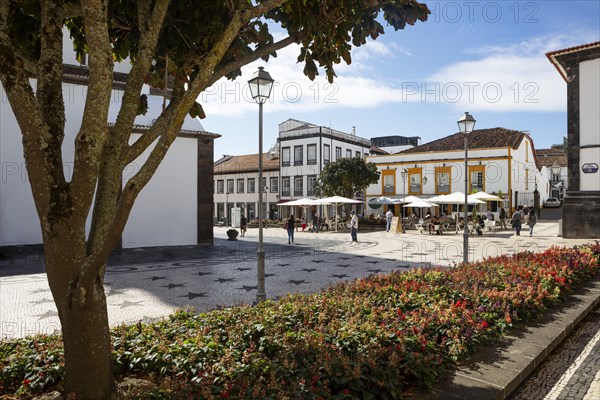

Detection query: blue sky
(200, 1), (600, 159)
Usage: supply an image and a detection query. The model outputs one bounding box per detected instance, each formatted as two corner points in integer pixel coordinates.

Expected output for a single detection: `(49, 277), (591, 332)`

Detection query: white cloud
(200, 32), (596, 118)
(428, 32), (598, 112)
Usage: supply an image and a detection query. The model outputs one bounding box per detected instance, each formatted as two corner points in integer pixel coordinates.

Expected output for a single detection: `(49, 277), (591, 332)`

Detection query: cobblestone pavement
(508, 303), (600, 400)
(0, 222), (592, 340)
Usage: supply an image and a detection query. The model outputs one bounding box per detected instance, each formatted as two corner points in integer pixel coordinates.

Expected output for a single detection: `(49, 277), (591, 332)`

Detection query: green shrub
(1, 243), (599, 398)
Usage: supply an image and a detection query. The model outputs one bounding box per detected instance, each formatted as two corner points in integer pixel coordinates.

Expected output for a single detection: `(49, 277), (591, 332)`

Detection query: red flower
(22, 378), (31, 387)
(480, 321), (489, 329)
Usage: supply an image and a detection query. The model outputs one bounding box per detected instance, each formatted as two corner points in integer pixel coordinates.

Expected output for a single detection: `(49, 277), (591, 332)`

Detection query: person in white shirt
(385, 209), (394, 232)
(350, 210), (358, 242)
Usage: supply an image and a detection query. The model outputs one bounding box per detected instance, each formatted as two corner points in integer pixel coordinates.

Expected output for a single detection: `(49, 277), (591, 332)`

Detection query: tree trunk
(61, 283), (115, 399)
(45, 236), (116, 399)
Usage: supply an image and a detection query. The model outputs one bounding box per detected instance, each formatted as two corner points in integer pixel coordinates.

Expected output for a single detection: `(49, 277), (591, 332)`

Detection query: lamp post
(400, 169), (407, 233)
(550, 164), (561, 201)
(457, 112), (476, 264)
(225, 191), (230, 227)
(248, 67), (274, 303)
(264, 185), (269, 223)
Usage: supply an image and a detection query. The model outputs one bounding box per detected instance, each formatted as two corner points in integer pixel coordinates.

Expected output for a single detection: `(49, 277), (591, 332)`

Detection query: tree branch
(70, 0), (115, 225)
(37, 0), (67, 184)
(86, 0), (171, 257)
(209, 35), (296, 87)
(0, 1), (53, 221)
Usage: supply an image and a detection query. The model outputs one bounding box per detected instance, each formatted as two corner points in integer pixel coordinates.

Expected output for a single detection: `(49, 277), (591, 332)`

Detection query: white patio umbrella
(314, 196), (362, 231)
(393, 195), (421, 204)
(470, 191), (502, 201)
(428, 191), (484, 232)
(277, 197), (320, 206)
(431, 191), (485, 205)
(277, 198), (324, 220)
(403, 198), (438, 218)
(368, 196), (397, 205)
(403, 199), (438, 208)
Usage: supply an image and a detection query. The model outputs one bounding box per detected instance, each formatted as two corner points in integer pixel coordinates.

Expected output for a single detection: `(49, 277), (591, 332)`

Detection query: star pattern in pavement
(331, 274), (348, 279)
(288, 279), (306, 285)
(30, 298), (54, 305)
(149, 276), (167, 281)
(36, 310), (58, 320)
(163, 283), (185, 289)
(117, 300), (145, 309)
(181, 292), (207, 300)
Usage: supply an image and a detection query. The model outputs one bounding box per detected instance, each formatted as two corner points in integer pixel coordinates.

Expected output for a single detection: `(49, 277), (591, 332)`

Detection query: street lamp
(457, 111), (476, 264)
(400, 169), (407, 233)
(264, 185), (269, 221)
(248, 66), (274, 303)
(225, 191), (230, 227)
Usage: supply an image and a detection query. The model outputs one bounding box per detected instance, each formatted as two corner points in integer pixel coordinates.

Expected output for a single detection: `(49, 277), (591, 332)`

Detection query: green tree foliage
(316, 157), (380, 214)
(0, 1), (428, 398)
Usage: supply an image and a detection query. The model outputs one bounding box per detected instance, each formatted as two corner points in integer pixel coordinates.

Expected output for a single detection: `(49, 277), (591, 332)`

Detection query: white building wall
(1, 75), (203, 247)
(122, 135), (197, 248)
(579, 58), (600, 191)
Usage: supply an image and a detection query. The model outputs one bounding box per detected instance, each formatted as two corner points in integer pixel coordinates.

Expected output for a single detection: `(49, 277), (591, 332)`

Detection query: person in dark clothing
(512, 206), (524, 236)
(240, 214), (247, 237)
(287, 214), (296, 244)
(499, 207), (507, 229)
(312, 213), (319, 233)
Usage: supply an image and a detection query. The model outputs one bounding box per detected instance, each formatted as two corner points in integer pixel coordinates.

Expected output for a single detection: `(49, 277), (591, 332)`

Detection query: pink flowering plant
(1, 243), (599, 398)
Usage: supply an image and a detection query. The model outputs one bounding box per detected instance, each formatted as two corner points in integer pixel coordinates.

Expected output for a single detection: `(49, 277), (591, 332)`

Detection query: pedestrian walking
(301, 214), (306, 232)
(286, 214), (296, 244)
(527, 208), (537, 237)
(512, 206), (524, 236)
(499, 207), (507, 229)
(240, 214), (247, 237)
(385, 209), (394, 232)
(312, 213), (319, 233)
(350, 210), (358, 242)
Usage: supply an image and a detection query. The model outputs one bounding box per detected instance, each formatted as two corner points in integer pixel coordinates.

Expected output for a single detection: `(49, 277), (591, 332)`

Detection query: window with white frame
(335, 146), (342, 160)
(323, 144), (330, 164)
(383, 175), (394, 194)
(247, 178), (255, 193)
(470, 171), (484, 192)
(282, 147), (290, 167)
(346, 149), (352, 158)
(307, 175), (317, 195)
(307, 144), (317, 165)
(294, 176), (303, 196)
(216, 180), (224, 193)
(355, 151), (361, 158)
(282, 177), (290, 196)
(237, 179), (244, 193)
(270, 177), (278, 193)
(294, 145), (303, 166)
(409, 172), (421, 194)
(226, 179), (234, 194)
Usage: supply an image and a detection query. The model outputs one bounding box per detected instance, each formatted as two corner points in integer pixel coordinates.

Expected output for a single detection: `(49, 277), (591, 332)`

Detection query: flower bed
(1, 244), (599, 398)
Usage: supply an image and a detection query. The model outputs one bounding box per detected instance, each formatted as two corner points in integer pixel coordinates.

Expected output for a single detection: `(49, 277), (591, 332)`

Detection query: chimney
(352, 126), (356, 135)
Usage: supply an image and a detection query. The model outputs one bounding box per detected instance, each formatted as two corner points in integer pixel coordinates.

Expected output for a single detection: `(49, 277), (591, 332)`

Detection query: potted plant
(226, 228), (239, 240)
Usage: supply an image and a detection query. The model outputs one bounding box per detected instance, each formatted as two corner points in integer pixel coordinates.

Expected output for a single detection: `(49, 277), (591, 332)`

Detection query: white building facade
(365, 128), (545, 218)
(547, 41), (600, 238)
(0, 30), (219, 250)
(278, 119), (371, 218)
(213, 153), (281, 225)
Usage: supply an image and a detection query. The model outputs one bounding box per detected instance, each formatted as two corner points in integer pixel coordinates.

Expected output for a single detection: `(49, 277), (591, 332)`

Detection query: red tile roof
(400, 128), (526, 154)
(214, 153), (279, 173)
(535, 148), (567, 168)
